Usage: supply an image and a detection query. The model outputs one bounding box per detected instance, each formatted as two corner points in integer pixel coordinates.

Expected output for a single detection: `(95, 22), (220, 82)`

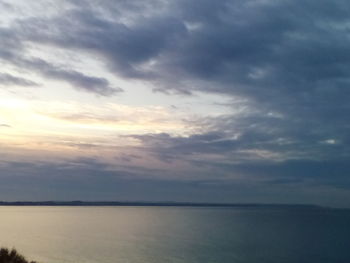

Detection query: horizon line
(0, 200), (326, 208)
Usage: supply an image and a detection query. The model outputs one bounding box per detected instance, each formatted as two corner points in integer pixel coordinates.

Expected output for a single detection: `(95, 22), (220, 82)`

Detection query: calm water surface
(0, 206), (349, 263)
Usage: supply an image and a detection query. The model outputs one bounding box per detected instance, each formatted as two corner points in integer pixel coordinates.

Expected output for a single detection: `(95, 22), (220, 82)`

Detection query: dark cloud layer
(0, 25), (121, 96)
(0, 73), (39, 87)
(9, 0), (349, 145)
(1, 158), (349, 206)
(18, 58), (123, 96)
(13, 0), (350, 98)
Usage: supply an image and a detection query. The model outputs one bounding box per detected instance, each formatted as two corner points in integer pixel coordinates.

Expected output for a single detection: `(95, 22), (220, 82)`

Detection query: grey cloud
(0, 73), (39, 87)
(18, 57), (123, 96)
(0, 26), (122, 96)
(1, 158), (349, 206)
(130, 109), (349, 164)
(130, 132), (240, 157)
(17, 1), (348, 92)
(209, 159), (350, 190)
(0, 27), (24, 61)
(36, 60), (121, 96)
(116, 153), (142, 163)
(129, 131), (350, 193)
(11, 0), (350, 123)
(6, 1), (350, 97)
(18, 9), (187, 79)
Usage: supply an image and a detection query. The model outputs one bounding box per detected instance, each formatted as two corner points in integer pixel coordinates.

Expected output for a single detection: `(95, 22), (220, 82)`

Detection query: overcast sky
(1, 0), (350, 207)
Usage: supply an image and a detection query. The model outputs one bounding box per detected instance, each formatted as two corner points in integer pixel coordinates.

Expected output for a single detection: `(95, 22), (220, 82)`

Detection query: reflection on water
(0, 206), (349, 263)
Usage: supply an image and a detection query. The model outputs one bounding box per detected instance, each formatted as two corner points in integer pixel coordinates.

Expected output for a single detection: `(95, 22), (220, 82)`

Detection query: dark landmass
(0, 201), (323, 209)
(0, 248), (37, 263)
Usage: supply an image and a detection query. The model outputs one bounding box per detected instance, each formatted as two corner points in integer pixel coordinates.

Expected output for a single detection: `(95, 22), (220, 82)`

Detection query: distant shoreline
(0, 201), (323, 208)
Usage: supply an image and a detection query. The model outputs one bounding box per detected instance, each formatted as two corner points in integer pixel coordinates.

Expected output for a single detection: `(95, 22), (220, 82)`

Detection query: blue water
(0, 206), (349, 263)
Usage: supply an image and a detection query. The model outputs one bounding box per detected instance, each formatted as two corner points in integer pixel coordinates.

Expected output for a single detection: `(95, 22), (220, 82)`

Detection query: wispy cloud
(0, 73), (39, 87)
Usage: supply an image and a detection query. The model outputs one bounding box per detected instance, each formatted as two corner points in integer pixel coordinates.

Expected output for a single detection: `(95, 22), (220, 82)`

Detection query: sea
(0, 206), (349, 263)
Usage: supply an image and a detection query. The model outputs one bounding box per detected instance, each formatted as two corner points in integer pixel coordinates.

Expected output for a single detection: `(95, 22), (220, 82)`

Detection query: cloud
(0, 0), (349, 205)
(129, 108), (349, 165)
(28, 58), (122, 96)
(0, 73), (39, 87)
(0, 25), (121, 96)
(31, 101), (187, 134)
(17, 57), (122, 96)
(2, 0), (348, 98)
(8, 0), (348, 137)
(12, 1), (350, 94)
(126, 131), (350, 198)
(0, 157), (349, 206)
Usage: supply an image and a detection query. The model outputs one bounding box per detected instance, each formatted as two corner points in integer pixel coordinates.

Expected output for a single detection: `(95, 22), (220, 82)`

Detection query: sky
(0, 0), (350, 207)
